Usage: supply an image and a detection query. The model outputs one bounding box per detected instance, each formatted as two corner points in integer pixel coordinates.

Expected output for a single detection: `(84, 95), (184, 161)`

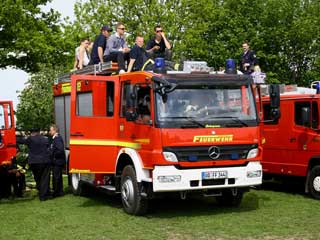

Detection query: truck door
(69, 75), (120, 173)
(262, 101), (292, 175)
(118, 81), (155, 168)
(287, 100), (319, 176)
(0, 102), (16, 164)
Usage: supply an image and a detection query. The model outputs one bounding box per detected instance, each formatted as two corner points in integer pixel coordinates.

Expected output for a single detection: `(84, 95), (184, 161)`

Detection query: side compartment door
(69, 75), (119, 173)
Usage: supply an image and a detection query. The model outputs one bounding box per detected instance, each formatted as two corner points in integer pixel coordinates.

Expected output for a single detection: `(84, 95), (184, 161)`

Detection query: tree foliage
(69, 0), (320, 85)
(0, 0), (73, 72)
(15, 66), (63, 130)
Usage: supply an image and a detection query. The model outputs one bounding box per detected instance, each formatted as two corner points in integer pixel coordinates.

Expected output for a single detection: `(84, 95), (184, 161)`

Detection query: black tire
(308, 165), (320, 199)
(215, 188), (244, 207)
(70, 173), (84, 196)
(120, 165), (148, 215)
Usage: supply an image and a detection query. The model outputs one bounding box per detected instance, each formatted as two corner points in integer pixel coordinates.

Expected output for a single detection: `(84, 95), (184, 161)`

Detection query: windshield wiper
(208, 116), (249, 127)
(163, 116), (206, 128)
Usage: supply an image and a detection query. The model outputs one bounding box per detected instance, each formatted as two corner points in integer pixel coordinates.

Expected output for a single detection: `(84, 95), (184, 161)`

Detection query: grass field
(0, 177), (319, 240)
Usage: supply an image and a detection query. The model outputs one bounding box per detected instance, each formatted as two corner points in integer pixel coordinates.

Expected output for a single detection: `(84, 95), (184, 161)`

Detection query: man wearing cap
(90, 25), (113, 65)
(103, 22), (130, 73)
(17, 129), (51, 201)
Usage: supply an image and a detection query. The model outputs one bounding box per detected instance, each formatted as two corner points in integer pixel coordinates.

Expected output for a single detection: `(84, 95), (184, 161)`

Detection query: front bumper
(152, 161), (262, 192)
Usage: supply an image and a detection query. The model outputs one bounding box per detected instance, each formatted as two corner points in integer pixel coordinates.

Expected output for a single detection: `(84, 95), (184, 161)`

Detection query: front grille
(163, 144), (257, 162)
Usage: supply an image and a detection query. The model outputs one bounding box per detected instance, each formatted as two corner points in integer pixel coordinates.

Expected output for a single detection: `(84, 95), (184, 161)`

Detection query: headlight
(247, 148), (258, 159)
(163, 152), (178, 162)
(157, 175), (181, 183)
(247, 170), (262, 178)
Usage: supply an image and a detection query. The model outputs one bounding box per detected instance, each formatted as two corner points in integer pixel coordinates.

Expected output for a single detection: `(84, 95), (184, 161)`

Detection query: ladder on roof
(55, 61), (118, 84)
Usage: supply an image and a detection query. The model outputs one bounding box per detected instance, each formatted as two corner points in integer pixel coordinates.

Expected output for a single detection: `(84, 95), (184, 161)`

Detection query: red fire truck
(261, 84), (320, 199)
(0, 101), (16, 166)
(53, 62), (279, 215)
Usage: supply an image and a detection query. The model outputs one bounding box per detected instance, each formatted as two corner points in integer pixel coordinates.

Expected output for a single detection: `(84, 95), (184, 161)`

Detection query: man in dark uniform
(240, 41), (258, 74)
(17, 129), (51, 201)
(49, 124), (66, 198)
(89, 25), (113, 64)
(146, 25), (172, 60)
(127, 36), (150, 72)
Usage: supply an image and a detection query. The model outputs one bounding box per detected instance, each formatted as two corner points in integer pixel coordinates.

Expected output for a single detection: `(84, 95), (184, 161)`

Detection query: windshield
(155, 85), (257, 128)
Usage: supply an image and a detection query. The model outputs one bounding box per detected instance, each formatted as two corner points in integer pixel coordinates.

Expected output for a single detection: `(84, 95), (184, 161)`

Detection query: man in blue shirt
(103, 22), (130, 73)
(90, 25), (112, 64)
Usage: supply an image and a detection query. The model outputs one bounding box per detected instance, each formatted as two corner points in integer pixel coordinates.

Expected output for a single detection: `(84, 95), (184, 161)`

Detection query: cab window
(294, 101), (319, 128)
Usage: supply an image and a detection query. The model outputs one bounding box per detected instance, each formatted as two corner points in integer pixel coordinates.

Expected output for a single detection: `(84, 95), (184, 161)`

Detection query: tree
(0, 0), (73, 72)
(15, 66), (63, 130)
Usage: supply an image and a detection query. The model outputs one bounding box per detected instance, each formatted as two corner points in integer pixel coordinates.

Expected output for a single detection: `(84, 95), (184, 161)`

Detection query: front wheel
(215, 188), (244, 207)
(308, 166), (320, 199)
(121, 165), (148, 215)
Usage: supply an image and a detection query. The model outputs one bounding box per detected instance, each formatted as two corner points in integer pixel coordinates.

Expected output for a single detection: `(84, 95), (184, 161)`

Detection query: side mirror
(125, 85), (138, 121)
(301, 107), (311, 127)
(269, 84), (281, 120)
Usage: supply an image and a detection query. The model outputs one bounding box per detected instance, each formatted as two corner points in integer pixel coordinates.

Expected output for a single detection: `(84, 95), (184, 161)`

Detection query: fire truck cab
(54, 62), (277, 215)
(261, 84), (320, 199)
(0, 101), (16, 166)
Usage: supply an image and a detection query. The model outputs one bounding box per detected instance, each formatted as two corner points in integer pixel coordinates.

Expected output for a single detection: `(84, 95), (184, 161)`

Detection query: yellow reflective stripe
(135, 138), (150, 144)
(69, 169), (115, 174)
(70, 139), (140, 149)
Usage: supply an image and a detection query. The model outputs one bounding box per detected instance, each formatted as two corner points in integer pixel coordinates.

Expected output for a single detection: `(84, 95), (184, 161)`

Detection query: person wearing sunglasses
(104, 22), (130, 73)
(89, 25), (113, 65)
(146, 25), (172, 60)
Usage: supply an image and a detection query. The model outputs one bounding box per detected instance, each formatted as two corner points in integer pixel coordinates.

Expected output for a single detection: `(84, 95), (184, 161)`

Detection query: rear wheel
(121, 165), (148, 215)
(71, 173), (83, 195)
(308, 166), (320, 199)
(215, 188), (244, 207)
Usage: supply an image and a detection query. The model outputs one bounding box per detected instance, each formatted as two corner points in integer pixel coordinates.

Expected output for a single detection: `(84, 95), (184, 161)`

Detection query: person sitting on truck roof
(146, 25), (172, 60)
(127, 36), (151, 73)
(103, 22), (130, 74)
(89, 25), (113, 65)
(73, 38), (91, 70)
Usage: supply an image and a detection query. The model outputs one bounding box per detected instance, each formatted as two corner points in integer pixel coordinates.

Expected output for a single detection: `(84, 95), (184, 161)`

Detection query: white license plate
(202, 170), (228, 180)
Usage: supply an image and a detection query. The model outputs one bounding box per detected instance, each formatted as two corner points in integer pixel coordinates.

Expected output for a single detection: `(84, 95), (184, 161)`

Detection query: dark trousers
(0, 168), (10, 198)
(103, 52), (130, 70)
(8, 172), (25, 197)
(30, 164), (50, 200)
(52, 165), (64, 196)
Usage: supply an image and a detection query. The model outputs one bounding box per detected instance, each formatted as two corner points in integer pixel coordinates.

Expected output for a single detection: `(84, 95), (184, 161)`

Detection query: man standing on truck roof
(240, 41), (258, 74)
(104, 22), (130, 73)
(146, 25), (172, 60)
(89, 25), (113, 65)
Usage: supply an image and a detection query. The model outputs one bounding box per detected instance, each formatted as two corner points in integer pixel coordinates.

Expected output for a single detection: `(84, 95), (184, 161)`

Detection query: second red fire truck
(53, 62), (279, 215)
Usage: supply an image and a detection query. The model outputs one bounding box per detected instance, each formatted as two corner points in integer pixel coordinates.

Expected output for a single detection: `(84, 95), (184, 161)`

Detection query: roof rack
(260, 84), (317, 96)
(55, 61), (118, 84)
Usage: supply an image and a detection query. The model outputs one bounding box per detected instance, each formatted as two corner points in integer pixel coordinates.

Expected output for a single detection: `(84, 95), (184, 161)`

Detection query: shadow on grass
(260, 176), (309, 198)
(68, 184), (261, 217)
(147, 191), (261, 218)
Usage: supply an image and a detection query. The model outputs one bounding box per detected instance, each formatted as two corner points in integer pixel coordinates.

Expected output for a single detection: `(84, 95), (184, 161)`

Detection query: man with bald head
(127, 36), (150, 73)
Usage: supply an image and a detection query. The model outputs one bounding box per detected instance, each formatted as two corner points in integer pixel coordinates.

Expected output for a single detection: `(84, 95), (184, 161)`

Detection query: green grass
(0, 178), (320, 240)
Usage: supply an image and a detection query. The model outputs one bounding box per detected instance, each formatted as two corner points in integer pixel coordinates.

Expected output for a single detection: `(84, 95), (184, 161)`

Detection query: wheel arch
(305, 156), (320, 193)
(116, 148), (151, 182)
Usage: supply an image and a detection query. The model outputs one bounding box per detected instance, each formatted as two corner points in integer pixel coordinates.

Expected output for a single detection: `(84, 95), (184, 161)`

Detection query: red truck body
(261, 86), (320, 199)
(0, 101), (16, 166)
(54, 63), (264, 214)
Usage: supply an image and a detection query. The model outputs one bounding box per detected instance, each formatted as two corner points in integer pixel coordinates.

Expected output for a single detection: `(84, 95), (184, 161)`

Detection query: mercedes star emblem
(208, 146), (220, 160)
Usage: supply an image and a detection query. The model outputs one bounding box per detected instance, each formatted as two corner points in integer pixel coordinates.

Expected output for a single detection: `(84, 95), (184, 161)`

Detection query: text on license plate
(202, 170), (228, 180)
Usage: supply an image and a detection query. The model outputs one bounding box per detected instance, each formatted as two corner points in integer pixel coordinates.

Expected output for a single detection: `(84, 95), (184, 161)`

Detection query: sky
(0, 0), (78, 109)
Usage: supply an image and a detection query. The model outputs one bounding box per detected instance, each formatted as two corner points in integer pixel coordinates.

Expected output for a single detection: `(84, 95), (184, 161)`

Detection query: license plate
(202, 170), (228, 180)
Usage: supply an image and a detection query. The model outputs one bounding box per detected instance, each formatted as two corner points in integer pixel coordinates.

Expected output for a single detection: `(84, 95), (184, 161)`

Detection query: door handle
(6, 143), (16, 148)
(70, 132), (84, 137)
(289, 137), (296, 142)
